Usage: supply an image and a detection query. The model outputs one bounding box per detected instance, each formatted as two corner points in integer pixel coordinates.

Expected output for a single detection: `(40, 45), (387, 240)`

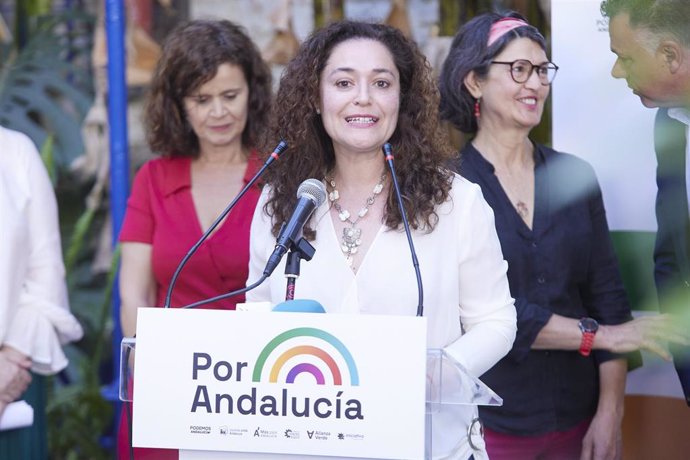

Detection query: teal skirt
(0, 373), (47, 460)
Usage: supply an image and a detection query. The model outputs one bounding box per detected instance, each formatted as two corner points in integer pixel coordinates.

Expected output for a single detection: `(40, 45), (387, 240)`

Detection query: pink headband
(487, 18), (529, 47)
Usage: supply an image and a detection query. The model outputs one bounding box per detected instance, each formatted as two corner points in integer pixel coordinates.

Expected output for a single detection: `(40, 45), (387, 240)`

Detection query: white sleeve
(3, 137), (83, 375)
(246, 186), (276, 303)
(444, 182), (517, 377)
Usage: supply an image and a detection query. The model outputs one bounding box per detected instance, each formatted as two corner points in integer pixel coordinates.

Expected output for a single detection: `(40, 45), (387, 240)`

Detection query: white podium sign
(133, 308), (427, 459)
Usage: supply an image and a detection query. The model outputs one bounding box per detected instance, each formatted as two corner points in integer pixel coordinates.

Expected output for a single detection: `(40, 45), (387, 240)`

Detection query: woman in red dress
(116, 19), (272, 459)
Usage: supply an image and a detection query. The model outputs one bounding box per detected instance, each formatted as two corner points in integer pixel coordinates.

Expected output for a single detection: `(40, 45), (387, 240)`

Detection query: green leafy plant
(0, 10), (95, 170)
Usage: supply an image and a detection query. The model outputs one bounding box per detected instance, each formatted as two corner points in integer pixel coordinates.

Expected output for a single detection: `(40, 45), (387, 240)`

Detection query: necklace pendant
(341, 227), (362, 256)
(516, 201), (529, 219)
(343, 226), (361, 242)
(327, 172), (384, 266)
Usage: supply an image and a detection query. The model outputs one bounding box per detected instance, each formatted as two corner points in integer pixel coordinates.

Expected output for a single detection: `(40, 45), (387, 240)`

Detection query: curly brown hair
(263, 20), (453, 238)
(145, 19), (272, 157)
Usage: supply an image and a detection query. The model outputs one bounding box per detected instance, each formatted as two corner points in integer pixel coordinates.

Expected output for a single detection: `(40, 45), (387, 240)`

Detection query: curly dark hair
(145, 19), (272, 157)
(263, 20), (453, 238)
(600, 0), (690, 46)
(438, 11), (547, 133)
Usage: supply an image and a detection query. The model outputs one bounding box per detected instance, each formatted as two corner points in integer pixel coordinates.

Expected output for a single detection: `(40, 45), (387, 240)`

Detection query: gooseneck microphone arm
(181, 274), (267, 309)
(382, 143), (424, 317)
(163, 140), (288, 309)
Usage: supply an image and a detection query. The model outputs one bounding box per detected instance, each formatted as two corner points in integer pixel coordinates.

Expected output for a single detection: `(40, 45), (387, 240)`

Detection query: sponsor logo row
(189, 425), (364, 441)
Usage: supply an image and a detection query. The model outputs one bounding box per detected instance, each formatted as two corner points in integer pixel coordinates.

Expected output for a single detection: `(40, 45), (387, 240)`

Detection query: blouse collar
(160, 150), (261, 197)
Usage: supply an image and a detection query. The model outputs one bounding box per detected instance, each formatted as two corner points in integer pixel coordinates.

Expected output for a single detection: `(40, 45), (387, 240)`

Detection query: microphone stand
(284, 237), (315, 301)
(382, 143), (424, 317)
(164, 140), (287, 309)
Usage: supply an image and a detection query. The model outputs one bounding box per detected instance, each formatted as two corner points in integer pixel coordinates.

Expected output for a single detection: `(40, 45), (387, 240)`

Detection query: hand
(0, 352), (32, 418)
(599, 314), (690, 360)
(0, 345), (31, 368)
(580, 409), (621, 460)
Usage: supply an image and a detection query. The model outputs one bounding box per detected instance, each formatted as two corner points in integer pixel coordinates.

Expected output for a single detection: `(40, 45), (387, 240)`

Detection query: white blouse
(247, 173), (516, 459)
(0, 126), (83, 375)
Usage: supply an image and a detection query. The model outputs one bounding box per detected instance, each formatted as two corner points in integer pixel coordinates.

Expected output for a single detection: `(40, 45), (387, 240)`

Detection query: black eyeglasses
(490, 59), (559, 85)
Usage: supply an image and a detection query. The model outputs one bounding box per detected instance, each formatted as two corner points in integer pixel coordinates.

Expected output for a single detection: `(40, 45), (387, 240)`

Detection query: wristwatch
(578, 317), (599, 357)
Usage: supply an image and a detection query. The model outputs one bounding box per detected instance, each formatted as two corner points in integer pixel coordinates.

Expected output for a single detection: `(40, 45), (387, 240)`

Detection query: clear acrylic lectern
(121, 339), (501, 459)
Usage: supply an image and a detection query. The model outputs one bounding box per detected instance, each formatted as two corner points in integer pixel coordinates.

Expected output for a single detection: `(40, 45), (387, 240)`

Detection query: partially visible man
(602, 0), (690, 405)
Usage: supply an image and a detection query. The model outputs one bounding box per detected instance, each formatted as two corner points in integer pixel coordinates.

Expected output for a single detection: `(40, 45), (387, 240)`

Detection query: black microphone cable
(163, 140), (287, 309)
(181, 274), (267, 309)
(382, 143), (424, 317)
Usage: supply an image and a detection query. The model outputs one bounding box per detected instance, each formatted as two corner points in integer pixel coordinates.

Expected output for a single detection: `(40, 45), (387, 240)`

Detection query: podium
(121, 308), (501, 460)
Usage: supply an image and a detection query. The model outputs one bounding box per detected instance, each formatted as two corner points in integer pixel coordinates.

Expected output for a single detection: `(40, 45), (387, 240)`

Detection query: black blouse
(456, 142), (637, 436)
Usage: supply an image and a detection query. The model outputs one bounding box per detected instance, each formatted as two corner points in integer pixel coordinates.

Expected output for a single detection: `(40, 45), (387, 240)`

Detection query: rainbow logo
(252, 327), (359, 386)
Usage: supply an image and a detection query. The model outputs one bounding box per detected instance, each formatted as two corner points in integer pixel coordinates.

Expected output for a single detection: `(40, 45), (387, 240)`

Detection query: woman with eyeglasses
(437, 10), (667, 460)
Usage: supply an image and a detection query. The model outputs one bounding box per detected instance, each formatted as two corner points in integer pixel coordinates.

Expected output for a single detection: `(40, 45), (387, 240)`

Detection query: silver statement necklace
(326, 172), (386, 266)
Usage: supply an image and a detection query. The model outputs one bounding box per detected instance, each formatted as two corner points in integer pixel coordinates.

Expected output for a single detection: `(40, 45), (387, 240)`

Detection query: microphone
(164, 140), (288, 309)
(382, 143), (424, 317)
(263, 178), (327, 277)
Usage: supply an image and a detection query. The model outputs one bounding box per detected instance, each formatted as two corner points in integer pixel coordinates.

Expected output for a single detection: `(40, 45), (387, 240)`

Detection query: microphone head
(273, 140), (288, 156)
(272, 299), (326, 313)
(297, 178), (327, 207)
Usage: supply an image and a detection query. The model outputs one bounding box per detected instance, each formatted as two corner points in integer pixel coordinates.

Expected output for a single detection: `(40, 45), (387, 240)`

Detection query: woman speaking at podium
(247, 20), (517, 460)
(117, 19), (272, 459)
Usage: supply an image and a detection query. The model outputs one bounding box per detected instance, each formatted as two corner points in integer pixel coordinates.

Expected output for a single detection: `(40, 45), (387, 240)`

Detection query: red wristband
(579, 331), (595, 356)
